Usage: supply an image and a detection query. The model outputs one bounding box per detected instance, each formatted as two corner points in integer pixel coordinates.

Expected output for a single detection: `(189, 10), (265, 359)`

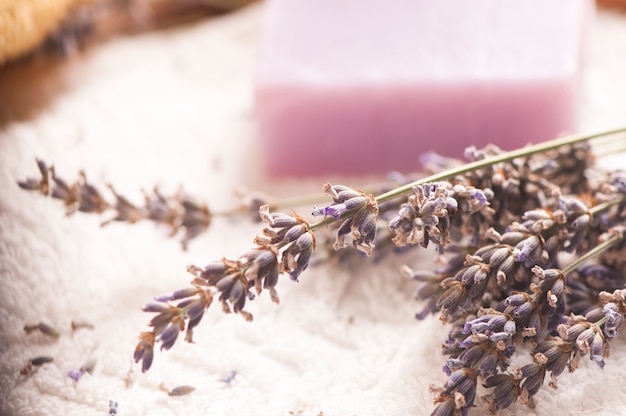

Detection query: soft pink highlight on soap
(256, 0), (592, 176)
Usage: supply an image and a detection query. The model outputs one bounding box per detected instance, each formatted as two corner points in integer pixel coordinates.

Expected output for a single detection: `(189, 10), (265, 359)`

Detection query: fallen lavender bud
(108, 400), (119, 415)
(67, 359), (96, 383)
(23, 322), (60, 339)
(159, 384), (196, 396)
(70, 320), (95, 331)
(17, 159), (50, 195)
(219, 370), (237, 384)
(20, 356), (54, 376)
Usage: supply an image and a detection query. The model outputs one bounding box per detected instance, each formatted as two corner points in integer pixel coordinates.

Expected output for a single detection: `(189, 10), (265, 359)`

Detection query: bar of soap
(255, 0), (592, 176)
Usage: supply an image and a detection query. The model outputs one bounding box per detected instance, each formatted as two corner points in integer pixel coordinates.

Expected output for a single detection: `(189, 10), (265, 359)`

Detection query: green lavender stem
(309, 126), (626, 233)
(375, 126), (626, 204)
(589, 195), (626, 216)
(562, 233), (624, 275)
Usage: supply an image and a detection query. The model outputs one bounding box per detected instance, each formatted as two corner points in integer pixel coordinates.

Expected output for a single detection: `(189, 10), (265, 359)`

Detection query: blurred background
(1, 2), (626, 415)
(0, 0), (259, 126)
(2, 0), (626, 156)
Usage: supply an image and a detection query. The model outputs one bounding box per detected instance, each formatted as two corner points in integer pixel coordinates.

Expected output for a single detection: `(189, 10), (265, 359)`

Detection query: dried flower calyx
(20, 356), (54, 376)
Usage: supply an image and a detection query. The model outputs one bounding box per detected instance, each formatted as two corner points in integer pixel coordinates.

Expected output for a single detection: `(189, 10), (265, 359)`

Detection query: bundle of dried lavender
(17, 126), (626, 414)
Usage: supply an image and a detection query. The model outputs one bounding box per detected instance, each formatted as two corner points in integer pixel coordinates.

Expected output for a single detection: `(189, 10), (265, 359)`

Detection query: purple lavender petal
(470, 189), (488, 205)
(67, 370), (84, 383)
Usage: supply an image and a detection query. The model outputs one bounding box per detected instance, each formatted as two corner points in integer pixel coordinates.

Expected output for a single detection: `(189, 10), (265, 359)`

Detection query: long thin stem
(590, 195), (626, 216)
(562, 233), (624, 274)
(308, 126), (626, 232)
(375, 126), (626, 204)
(212, 179), (404, 218)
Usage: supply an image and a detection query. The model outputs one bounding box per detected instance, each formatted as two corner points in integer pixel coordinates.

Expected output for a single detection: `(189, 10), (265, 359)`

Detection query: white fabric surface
(1, 4), (626, 415)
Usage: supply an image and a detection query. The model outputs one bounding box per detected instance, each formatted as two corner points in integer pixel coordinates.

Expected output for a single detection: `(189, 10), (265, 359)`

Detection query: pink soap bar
(255, 0), (592, 176)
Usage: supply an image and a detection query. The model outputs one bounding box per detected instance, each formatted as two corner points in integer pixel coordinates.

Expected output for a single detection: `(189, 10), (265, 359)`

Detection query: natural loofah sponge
(0, 0), (90, 65)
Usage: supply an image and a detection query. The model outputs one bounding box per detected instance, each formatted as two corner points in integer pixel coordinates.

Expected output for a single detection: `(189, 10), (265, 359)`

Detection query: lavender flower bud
(284, 224), (306, 242)
(576, 327), (595, 353)
(168, 385), (196, 396)
(603, 303), (622, 339)
(499, 231), (526, 246)
(159, 323), (180, 351)
(523, 209), (553, 222)
(589, 332), (606, 368)
(483, 373), (521, 411)
(490, 332), (512, 342)
(431, 399), (455, 416)
(186, 300), (207, 331)
(67, 370), (84, 383)
(30, 356), (54, 366)
(323, 183), (361, 202)
(520, 363), (545, 396)
(134, 332), (155, 373)
(505, 294), (528, 307)
(470, 189), (488, 206)
(154, 287), (199, 302)
(191, 262), (227, 283)
(318, 203), (347, 219)
(142, 302), (173, 313)
(283, 232), (314, 281)
(512, 302), (534, 319)
(503, 320), (516, 335)
(514, 235), (542, 267)
(477, 354), (499, 375)
(488, 247), (511, 269)
(108, 400), (118, 415)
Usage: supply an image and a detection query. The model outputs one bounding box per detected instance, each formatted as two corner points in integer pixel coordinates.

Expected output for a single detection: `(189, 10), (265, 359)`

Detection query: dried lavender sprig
(483, 313), (613, 412)
(17, 160), (212, 249)
(20, 356), (54, 376)
(408, 186), (626, 326)
(442, 232), (626, 414)
(312, 183), (378, 255)
(427, 182), (626, 416)
(135, 128), (626, 373)
(430, 264), (570, 415)
(135, 205), (316, 371)
(18, 160), (398, 249)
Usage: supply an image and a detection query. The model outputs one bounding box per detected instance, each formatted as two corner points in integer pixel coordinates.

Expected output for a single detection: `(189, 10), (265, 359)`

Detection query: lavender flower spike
(313, 183), (369, 220)
(319, 184), (378, 256)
